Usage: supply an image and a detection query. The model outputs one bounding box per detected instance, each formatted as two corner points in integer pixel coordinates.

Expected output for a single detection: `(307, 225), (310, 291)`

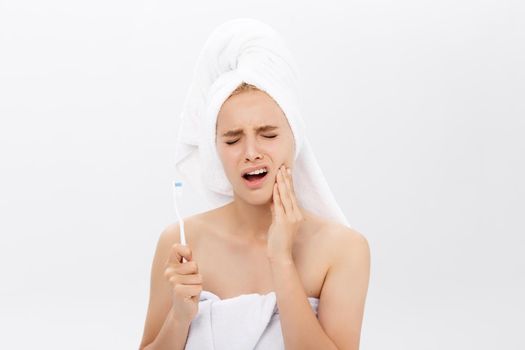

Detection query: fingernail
(287, 168), (291, 175)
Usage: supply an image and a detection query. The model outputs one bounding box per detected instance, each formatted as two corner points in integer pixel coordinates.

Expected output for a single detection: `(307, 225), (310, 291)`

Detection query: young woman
(139, 82), (371, 350)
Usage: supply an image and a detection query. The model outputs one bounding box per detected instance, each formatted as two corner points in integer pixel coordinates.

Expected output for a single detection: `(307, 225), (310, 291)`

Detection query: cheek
(217, 146), (242, 175)
(274, 137), (294, 159)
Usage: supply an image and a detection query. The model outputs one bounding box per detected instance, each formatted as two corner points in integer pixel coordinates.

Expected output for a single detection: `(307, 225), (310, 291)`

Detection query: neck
(225, 196), (273, 243)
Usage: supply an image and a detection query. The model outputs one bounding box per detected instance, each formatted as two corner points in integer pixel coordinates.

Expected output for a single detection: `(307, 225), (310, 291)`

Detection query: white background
(1, 0), (524, 349)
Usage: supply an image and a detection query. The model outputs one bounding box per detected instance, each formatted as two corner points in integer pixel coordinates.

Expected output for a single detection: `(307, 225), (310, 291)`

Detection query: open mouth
(241, 167), (269, 188)
(242, 171), (268, 182)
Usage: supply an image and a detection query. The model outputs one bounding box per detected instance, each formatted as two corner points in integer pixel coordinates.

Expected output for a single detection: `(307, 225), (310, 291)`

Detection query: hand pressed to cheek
(274, 165), (302, 221)
(276, 165), (293, 215)
(271, 167), (284, 217)
(267, 165), (304, 260)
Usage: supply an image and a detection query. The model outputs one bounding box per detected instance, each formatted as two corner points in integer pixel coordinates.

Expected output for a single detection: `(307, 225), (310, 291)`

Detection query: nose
(244, 136), (263, 162)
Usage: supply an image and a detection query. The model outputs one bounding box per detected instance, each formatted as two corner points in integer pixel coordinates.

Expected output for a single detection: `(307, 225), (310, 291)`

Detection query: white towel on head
(174, 17), (351, 228)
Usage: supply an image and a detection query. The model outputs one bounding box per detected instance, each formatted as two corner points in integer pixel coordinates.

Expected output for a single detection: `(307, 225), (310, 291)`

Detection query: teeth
(246, 168), (267, 175)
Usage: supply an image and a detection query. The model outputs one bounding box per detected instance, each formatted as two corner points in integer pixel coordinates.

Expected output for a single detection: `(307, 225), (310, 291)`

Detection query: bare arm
(139, 224), (191, 350)
(271, 226), (370, 350)
(317, 227), (371, 350)
(141, 308), (191, 350)
(270, 258), (339, 350)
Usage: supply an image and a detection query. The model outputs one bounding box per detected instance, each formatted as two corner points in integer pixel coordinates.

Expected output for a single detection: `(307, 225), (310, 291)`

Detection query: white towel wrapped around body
(185, 289), (320, 350)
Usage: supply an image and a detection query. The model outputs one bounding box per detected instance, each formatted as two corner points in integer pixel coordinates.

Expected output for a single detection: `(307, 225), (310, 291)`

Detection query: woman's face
(216, 89), (295, 205)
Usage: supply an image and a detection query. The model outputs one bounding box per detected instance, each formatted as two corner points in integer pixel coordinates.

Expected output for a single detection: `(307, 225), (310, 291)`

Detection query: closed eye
(225, 135), (277, 145)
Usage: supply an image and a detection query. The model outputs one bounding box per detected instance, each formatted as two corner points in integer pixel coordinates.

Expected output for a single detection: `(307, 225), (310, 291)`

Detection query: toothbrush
(172, 180), (187, 263)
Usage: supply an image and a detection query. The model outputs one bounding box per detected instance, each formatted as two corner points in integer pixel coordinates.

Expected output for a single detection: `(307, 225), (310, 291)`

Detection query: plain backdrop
(1, 0), (524, 349)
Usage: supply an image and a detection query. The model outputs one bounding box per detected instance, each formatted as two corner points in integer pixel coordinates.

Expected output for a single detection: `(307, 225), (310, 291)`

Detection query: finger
(168, 243), (192, 265)
(174, 260), (199, 275)
(277, 166), (293, 215)
(273, 182), (284, 218)
(164, 261), (198, 281)
(174, 284), (203, 301)
(284, 167), (302, 219)
(169, 273), (203, 286)
(286, 167), (297, 198)
(282, 167), (294, 201)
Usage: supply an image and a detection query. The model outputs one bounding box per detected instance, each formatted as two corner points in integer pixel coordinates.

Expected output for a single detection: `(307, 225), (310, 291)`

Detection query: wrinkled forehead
(215, 90), (290, 135)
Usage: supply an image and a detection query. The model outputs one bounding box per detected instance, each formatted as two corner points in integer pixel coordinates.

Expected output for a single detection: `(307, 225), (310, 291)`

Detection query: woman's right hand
(163, 243), (203, 324)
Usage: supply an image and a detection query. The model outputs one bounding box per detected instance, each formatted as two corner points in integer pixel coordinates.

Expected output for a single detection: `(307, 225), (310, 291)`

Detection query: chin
(248, 196), (272, 206)
(235, 187), (273, 206)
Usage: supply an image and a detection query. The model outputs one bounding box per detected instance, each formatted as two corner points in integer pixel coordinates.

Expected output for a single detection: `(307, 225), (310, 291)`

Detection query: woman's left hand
(267, 164), (305, 263)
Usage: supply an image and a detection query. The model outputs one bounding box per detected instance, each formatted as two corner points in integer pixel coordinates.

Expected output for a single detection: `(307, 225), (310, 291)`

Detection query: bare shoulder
(304, 210), (368, 248)
(159, 208), (219, 249)
(158, 222), (181, 245)
(333, 224), (369, 250)
(319, 220), (370, 268)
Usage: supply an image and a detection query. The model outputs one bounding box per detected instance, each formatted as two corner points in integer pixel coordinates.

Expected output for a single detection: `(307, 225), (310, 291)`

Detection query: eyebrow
(220, 125), (279, 137)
